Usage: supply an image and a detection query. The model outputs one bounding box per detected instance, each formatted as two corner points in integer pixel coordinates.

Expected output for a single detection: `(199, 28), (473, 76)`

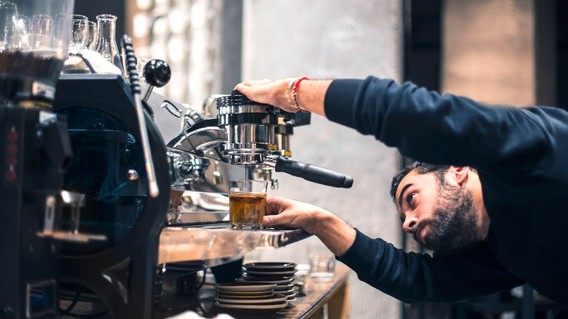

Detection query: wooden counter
(155, 264), (351, 319)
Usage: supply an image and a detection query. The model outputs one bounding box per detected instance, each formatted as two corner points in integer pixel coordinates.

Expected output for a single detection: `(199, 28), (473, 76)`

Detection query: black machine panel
(52, 74), (170, 318)
(60, 108), (148, 255)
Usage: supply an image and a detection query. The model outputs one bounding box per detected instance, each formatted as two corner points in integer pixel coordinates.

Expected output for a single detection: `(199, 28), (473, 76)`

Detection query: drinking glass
(0, 1), (19, 50)
(229, 180), (268, 230)
(309, 251), (336, 281)
(30, 14), (53, 50)
(15, 15), (30, 49)
(69, 14), (88, 54)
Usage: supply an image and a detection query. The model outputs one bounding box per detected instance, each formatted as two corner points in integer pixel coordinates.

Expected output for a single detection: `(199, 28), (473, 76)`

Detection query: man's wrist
(310, 211), (356, 257)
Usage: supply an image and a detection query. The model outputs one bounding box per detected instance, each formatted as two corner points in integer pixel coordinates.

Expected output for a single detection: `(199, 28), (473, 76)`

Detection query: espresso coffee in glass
(229, 180), (268, 230)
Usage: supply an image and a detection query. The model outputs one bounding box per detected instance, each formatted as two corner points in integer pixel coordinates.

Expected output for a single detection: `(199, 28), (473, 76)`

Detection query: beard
(414, 182), (480, 256)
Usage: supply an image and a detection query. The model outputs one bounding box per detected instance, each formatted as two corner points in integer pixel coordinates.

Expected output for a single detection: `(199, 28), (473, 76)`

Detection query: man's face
(395, 169), (479, 255)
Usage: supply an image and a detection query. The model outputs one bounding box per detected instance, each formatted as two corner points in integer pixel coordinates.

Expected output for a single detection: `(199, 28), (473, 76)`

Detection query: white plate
(216, 292), (274, 299)
(243, 262), (297, 271)
(278, 288), (296, 296)
(214, 283), (276, 292)
(274, 283), (295, 291)
(215, 290), (274, 297)
(244, 269), (297, 276)
(214, 301), (288, 313)
(286, 292), (298, 300)
(239, 276), (294, 284)
(215, 294), (288, 305)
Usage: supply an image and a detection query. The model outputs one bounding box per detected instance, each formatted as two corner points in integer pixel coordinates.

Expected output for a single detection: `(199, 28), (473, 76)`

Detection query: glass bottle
(90, 14), (123, 73)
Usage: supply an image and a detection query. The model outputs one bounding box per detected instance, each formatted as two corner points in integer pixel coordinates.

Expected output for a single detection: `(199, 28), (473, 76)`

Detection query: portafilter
(216, 90), (353, 188)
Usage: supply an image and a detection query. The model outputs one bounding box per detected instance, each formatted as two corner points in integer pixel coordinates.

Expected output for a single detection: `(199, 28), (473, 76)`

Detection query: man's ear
(450, 166), (469, 186)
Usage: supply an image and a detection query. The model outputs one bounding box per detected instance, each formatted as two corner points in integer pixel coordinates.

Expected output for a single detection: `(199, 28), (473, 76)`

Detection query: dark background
(404, 0), (568, 111)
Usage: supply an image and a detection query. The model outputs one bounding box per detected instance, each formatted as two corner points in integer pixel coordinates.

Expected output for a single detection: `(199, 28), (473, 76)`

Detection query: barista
(233, 76), (568, 306)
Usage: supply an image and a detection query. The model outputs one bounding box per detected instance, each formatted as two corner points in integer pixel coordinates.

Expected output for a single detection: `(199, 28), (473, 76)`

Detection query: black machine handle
(275, 157), (353, 188)
(122, 35), (160, 197)
(122, 35), (141, 95)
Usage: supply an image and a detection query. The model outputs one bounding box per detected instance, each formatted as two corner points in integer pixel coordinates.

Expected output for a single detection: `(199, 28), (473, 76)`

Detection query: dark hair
(389, 161), (450, 201)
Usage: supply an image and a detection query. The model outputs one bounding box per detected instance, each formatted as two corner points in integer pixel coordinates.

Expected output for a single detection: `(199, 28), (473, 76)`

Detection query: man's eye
(406, 193), (415, 207)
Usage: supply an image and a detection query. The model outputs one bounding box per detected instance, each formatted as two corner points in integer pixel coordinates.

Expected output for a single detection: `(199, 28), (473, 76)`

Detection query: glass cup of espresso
(229, 180), (268, 230)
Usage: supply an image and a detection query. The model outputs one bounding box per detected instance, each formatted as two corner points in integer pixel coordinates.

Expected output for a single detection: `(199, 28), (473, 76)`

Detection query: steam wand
(121, 35), (159, 198)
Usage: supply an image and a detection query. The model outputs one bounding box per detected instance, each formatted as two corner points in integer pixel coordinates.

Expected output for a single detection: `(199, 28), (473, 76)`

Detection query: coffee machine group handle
(274, 157), (353, 188)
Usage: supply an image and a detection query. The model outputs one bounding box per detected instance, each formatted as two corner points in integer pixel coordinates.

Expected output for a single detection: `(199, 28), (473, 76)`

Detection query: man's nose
(402, 215), (418, 234)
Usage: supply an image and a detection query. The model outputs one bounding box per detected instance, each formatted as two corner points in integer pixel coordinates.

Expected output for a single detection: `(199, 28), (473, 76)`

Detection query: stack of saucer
(239, 262), (298, 301)
(214, 282), (288, 314)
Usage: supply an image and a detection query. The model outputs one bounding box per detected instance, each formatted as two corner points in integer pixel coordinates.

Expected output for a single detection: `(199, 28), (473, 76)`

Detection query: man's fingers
(262, 215), (275, 227)
(266, 196), (291, 215)
(262, 213), (294, 228)
(234, 82), (249, 91)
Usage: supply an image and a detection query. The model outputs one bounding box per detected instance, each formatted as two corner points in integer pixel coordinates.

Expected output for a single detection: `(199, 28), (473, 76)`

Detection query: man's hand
(234, 78), (331, 117)
(234, 79), (296, 112)
(263, 196), (325, 234)
(263, 196), (357, 257)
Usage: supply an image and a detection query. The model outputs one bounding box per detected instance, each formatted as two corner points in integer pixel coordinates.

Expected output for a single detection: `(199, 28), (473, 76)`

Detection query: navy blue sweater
(325, 76), (568, 305)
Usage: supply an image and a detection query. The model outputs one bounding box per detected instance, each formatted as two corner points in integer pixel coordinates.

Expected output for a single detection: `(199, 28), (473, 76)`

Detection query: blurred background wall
(239, 1), (403, 318)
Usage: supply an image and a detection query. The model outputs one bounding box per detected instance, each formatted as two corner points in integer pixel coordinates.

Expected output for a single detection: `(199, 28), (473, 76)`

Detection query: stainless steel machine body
(216, 91), (284, 165)
(167, 90), (352, 208)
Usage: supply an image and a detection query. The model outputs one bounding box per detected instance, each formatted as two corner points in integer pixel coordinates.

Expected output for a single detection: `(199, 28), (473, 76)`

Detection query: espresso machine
(0, 5), (354, 315)
(50, 64), (354, 318)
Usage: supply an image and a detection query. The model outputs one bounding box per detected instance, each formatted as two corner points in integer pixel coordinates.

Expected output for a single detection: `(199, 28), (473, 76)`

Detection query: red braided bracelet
(292, 75), (310, 111)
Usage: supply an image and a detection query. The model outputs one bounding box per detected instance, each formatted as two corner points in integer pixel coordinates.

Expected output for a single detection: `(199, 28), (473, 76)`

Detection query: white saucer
(215, 282), (276, 292)
(278, 287), (296, 296)
(286, 292), (298, 300)
(217, 292), (274, 300)
(214, 301), (288, 313)
(274, 283), (295, 291)
(243, 262), (297, 271)
(215, 294), (288, 305)
(239, 276), (294, 284)
(244, 269), (297, 276)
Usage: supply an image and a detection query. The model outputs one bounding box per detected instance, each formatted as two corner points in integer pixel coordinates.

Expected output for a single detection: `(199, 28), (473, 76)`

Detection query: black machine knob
(142, 59), (171, 88)
(141, 59), (171, 103)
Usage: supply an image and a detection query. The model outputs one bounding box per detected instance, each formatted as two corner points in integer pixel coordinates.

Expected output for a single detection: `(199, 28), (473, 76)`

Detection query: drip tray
(158, 221), (310, 265)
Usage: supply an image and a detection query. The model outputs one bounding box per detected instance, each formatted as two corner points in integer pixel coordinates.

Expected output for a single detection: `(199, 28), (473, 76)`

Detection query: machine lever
(142, 59), (171, 102)
(122, 35), (159, 198)
(274, 157), (353, 188)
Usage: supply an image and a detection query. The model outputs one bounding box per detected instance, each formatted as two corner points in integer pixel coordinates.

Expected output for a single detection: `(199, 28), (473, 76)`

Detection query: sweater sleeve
(337, 229), (524, 303)
(324, 76), (552, 168)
